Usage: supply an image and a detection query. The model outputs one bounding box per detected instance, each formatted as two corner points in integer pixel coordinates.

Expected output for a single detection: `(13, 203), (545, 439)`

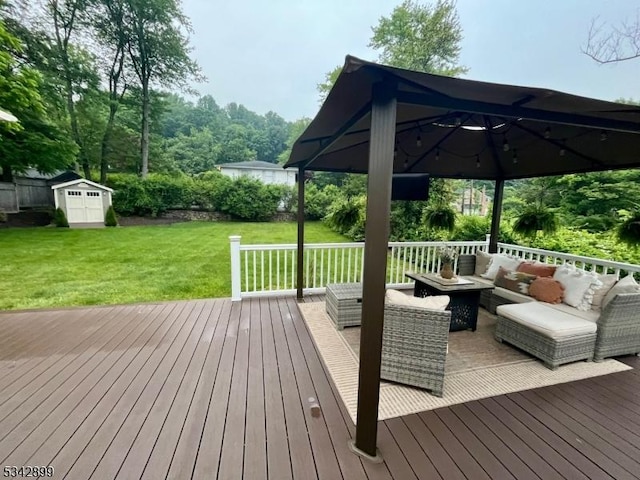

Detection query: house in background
(454, 183), (491, 216)
(217, 160), (298, 186)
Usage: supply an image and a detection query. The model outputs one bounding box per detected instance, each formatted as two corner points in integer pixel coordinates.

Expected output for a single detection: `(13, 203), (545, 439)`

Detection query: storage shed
(52, 179), (113, 227)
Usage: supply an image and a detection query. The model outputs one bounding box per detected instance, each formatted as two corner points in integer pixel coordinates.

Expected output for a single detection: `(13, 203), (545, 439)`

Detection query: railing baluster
(313, 249), (317, 288)
(261, 251), (264, 292)
(340, 249), (345, 283)
(244, 251), (249, 292)
(269, 251), (273, 291)
(276, 250), (280, 290)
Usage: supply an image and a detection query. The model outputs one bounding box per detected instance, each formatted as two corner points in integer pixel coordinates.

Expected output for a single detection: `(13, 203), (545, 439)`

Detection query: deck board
(0, 296), (638, 479)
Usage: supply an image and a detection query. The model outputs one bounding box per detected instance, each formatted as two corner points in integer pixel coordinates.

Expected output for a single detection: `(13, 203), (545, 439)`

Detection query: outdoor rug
(298, 302), (633, 422)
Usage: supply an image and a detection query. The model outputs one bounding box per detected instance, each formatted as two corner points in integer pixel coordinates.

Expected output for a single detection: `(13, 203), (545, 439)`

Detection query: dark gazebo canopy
(285, 56), (640, 179)
(284, 55), (640, 461)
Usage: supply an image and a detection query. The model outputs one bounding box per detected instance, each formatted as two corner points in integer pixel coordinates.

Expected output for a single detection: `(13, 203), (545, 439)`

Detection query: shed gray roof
(285, 56), (640, 180)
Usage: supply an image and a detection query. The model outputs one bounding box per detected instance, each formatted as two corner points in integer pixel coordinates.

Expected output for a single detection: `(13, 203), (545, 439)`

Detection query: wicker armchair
(380, 303), (451, 397)
(594, 293), (640, 361)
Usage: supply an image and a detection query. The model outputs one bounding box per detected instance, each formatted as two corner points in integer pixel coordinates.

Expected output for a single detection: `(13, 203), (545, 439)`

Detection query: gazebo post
(351, 81), (397, 460)
(296, 168), (305, 299)
(489, 178), (504, 253)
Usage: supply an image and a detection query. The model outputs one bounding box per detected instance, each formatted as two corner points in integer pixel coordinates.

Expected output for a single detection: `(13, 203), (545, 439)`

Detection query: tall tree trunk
(64, 73), (90, 179)
(100, 105), (117, 184)
(140, 78), (150, 178)
(1, 164), (13, 183)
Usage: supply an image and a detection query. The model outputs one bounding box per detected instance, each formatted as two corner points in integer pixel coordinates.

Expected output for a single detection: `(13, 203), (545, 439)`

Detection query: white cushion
(493, 287), (536, 304)
(496, 303), (597, 339)
(602, 275), (640, 310)
(590, 274), (618, 311)
(552, 264), (603, 311)
(469, 275), (494, 286)
(385, 289), (450, 310)
(546, 302), (600, 323)
(481, 254), (523, 281)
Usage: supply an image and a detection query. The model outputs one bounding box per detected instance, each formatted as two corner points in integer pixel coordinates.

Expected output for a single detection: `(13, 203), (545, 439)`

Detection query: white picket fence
(229, 236), (640, 301)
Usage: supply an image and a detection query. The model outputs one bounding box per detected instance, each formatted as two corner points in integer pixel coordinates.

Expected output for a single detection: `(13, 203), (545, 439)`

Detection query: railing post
(230, 235), (242, 302)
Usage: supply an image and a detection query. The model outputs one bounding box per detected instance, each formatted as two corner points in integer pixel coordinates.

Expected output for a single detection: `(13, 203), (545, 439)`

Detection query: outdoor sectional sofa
(457, 253), (640, 369)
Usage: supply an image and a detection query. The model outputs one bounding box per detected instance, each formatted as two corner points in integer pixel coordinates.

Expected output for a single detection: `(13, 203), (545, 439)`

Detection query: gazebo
(284, 55), (640, 460)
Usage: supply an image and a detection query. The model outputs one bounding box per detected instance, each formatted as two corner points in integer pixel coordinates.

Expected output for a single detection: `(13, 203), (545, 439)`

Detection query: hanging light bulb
(476, 154), (480, 168)
(502, 136), (510, 152)
(416, 134), (422, 147)
(600, 130), (608, 141)
(544, 127), (551, 139)
(559, 139), (567, 156)
(436, 149), (440, 161)
(513, 149), (518, 164)
(455, 116), (461, 126)
(404, 157), (409, 169)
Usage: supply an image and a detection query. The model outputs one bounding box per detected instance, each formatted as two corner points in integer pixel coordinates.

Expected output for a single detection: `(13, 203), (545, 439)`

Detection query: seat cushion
(496, 303), (597, 339)
(546, 302), (600, 323)
(386, 289), (450, 310)
(602, 275), (640, 310)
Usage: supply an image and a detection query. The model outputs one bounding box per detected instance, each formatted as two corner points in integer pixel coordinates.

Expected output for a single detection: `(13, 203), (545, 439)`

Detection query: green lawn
(0, 221), (348, 310)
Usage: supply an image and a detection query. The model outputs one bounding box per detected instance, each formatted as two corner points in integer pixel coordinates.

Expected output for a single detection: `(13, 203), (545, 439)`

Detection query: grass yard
(0, 221), (348, 310)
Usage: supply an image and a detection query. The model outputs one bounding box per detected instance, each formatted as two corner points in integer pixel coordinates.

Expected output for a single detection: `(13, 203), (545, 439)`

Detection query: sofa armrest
(594, 292), (640, 360)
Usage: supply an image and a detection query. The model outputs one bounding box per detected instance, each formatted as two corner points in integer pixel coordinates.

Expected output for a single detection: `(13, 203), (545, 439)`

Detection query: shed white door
(65, 190), (103, 223)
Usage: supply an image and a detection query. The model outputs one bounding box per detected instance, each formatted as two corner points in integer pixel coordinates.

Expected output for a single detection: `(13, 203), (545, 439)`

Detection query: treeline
(0, 0), (303, 185)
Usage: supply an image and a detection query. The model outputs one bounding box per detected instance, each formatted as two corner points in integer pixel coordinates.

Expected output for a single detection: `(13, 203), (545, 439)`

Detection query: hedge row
(107, 172), (289, 221)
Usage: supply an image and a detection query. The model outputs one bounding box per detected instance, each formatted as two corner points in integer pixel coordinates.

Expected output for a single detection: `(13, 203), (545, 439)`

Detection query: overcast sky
(182, 0), (640, 121)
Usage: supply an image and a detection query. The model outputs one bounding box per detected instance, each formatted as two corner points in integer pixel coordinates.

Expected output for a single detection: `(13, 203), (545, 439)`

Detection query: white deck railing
(496, 243), (640, 279)
(229, 236), (487, 300)
(230, 236), (640, 301)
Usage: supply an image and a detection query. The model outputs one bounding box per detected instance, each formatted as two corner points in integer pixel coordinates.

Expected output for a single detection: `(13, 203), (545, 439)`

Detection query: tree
(0, 19), (77, 181)
(369, 0), (467, 76)
(584, 10), (640, 64)
(277, 117), (311, 164)
(121, 0), (202, 177)
(317, 65), (341, 104)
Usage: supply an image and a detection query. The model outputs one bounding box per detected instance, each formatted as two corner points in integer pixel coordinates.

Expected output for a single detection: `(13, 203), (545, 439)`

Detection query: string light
(544, 127), (551, 139)
(601, 130), (608, 141)
(476, 154), (480, 168)
(416, 134), (422, 147)
(455, 116), (461, 127)
(436, 149), (440, 161)
(512, 149), (518, 164)
(404, 157), (409, 169)
(560, 141), (566, 156)
(502, 136), (510, 152)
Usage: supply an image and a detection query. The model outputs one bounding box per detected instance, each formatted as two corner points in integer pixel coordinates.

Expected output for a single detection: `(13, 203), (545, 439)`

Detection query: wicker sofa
(458, 254), (640, 367)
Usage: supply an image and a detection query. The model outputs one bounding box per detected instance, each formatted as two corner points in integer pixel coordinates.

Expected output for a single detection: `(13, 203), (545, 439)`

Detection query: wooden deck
(0, 296), (639, 480)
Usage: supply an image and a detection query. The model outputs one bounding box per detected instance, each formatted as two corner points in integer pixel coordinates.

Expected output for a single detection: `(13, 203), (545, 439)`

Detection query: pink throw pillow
(517, 261), (557, 278)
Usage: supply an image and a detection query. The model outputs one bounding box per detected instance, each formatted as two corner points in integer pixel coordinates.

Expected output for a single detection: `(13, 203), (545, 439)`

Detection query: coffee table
(405, 273), (494, 331)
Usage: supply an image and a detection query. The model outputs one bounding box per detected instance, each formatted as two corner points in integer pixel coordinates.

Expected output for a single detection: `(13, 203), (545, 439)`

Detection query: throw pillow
(517, 261), (557, 278)
(481, 254), (523, 281)
(552, 264), (603, 311)
(528, 277), (565, 304)
(602, 275), (640, 310)
(474, 250), (493, 276)
(385, 289), (450, 310)
(494, 267), (537, 295)
(590, 274), (619, 311)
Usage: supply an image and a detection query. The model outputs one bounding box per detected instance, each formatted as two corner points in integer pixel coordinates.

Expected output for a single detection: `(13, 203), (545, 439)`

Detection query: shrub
(0, 209), (6, 223)
(617, 211), (640, 247)
(217, 176), (282, 221)
(326, 196), (364, 235)
(53, 208), (69, 227)
(451, 215), (490, 241)
(105, 206), (118, 227)
(305, 184), (340, 220)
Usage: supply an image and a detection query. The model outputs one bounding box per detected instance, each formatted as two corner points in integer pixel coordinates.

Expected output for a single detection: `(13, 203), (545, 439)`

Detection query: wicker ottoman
(326, 283), (363, 330)
(495, 303), (597, 370)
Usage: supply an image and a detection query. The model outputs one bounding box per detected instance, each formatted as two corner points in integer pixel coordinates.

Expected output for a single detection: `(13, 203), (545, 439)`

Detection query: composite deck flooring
(0, 295), (638, 479)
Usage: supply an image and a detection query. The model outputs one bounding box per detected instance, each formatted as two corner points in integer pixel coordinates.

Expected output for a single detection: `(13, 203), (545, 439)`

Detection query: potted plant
(617, 210), (640, 247)
(437, 246), (458, 279)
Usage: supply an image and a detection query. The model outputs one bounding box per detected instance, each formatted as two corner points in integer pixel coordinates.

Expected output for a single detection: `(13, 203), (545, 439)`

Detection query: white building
(217, 161), (298, 186)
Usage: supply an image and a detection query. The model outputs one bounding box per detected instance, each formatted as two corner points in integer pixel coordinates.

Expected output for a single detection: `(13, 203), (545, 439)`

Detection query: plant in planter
(424, 204), (456, 232)
(617, 210), (640, 247)
(437, 246), (458, 279)
(513, 205), (558, 238)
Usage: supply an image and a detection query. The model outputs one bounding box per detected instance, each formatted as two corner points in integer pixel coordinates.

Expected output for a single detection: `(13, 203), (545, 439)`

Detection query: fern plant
(424, 204), (456, 232)
(617, 211), (640, 247)
(513, 205), (558, 238)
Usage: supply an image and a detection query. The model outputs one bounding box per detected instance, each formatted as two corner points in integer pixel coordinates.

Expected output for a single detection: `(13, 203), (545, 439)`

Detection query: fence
(0, 179), (54, 213)
(230, 236), (640, 301)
